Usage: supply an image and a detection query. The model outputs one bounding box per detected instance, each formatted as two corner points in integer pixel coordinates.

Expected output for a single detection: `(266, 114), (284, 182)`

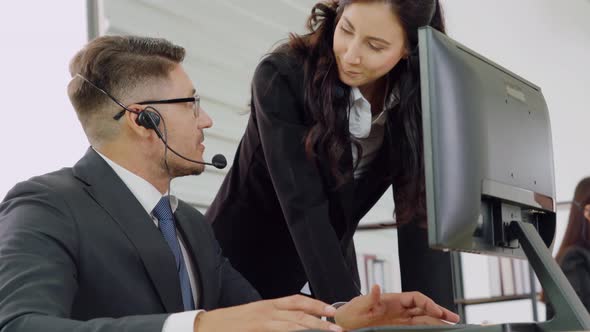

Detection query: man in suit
(0, 34), (346, 332)
(0, 35), (458, 332)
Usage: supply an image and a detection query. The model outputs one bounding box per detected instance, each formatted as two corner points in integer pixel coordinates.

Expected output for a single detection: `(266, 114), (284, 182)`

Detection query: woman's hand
(334, 285), (460, 330)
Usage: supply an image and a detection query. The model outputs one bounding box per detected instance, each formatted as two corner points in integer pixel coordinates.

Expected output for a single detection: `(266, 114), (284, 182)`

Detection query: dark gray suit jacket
(0, 148), (260, 332)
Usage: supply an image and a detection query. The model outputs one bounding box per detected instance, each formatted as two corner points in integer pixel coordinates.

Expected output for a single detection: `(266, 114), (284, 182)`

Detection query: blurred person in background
(546, 177), (590, 318)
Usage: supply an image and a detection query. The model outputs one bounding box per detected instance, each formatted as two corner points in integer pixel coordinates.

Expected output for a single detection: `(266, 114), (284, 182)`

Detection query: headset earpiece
(136, 110), (161, 130)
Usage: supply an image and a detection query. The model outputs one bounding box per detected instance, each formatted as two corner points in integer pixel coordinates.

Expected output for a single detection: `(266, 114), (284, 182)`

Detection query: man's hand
(334, 285), (461, 330)
(194, 294), (343, 332)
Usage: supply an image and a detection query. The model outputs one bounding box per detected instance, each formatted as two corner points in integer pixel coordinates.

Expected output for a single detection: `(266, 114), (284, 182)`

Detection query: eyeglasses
(113, 93), (201, 120)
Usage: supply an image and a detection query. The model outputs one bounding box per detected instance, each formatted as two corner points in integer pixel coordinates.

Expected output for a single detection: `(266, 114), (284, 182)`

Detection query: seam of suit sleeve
(253, 56), (305, 125)
(30, 179), (81, 272)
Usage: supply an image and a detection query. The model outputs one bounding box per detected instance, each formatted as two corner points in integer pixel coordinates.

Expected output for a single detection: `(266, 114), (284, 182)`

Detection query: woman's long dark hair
(555, 177), (590, 263)
(541, 177), (590, 304)
(279, 0), (445, 225)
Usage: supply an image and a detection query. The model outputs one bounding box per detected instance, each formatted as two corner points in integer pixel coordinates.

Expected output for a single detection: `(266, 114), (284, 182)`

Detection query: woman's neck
(359, 76), (388, 116)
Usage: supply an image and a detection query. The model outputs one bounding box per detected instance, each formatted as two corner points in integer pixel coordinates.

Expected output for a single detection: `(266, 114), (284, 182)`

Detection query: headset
(75, 74), (227, 169)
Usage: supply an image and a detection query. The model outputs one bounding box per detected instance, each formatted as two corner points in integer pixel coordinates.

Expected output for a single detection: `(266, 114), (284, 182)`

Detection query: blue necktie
(152, 196), (195, 311)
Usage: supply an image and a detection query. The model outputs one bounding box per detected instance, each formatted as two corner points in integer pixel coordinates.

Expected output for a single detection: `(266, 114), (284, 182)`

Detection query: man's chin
(189, 160), (206, 175)
(185, 164), (205, 176)
(182, 155), (206, 175)
(190, 166), (205, 176)
(168, 163), (205, 178)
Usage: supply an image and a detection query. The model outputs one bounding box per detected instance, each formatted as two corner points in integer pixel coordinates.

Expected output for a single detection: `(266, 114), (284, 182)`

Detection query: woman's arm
(252, 55), (360, 303)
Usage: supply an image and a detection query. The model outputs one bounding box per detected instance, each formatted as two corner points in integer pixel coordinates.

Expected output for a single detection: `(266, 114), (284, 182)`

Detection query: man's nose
(198, 107), (213, 129)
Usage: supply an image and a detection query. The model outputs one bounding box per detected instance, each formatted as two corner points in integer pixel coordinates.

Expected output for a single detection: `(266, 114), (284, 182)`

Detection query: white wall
(0, 2), (88, 199)
(441, 0), (590, 202)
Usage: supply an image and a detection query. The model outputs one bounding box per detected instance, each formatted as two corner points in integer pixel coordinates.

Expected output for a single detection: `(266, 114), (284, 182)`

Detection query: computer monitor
(419, 27), (555, 258)
(419, 26), (590, 331)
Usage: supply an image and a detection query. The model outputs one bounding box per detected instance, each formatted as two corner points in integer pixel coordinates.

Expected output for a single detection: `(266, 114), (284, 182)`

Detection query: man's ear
(122, 104), (152, 138)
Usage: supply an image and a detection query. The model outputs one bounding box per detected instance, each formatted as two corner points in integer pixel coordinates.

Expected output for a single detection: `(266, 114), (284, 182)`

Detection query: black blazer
(207, 52), (396, 304)
(546, 245), (590, 319)
(0, 148), (260, 331)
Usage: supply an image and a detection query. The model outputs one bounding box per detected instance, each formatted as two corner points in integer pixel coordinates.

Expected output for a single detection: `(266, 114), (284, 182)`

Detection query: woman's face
(333, 2), (407, 88)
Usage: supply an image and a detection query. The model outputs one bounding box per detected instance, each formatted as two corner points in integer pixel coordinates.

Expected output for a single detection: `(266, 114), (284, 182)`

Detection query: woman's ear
(401, 47), (408, 60)
(584, 204), (590, 222)
(402, 45), (412, 60)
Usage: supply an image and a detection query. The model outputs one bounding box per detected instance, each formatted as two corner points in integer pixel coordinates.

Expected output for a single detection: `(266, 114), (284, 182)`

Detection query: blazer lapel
(72, 148), (184, 313)
(336, 143), (355, 231)
(316, 141), (355, 234)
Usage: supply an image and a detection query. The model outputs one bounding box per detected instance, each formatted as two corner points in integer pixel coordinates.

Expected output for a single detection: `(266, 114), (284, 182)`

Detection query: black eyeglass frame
(113, 94), (201, 120)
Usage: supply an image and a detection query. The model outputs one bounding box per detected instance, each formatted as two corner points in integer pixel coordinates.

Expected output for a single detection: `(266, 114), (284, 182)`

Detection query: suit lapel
(336, 143), (355, 231)
(316, 140), (356, 234)
(72, 148), (184, 313)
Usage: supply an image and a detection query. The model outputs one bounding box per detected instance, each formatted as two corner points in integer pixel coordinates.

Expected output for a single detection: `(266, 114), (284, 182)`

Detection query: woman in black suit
(206, 0), (452, 305)
(546, 177), (590, 318)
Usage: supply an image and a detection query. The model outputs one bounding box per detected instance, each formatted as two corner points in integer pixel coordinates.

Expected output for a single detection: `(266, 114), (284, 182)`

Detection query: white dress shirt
(300, 86), (399, 295)
(95, 149), (202, 332)
(349, 86), (399, 178)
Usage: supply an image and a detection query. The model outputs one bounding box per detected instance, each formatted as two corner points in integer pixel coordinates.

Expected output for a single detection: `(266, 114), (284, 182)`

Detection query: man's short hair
(67, 35), (185, 145)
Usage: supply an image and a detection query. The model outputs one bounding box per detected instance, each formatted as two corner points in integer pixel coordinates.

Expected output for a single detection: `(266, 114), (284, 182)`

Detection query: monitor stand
(305, 220), (590, 332)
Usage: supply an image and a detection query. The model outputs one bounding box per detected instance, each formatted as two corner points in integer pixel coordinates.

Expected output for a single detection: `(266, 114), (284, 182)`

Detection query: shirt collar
(351, 86), (365, 103)
(93, 148), (178, 215)
(350, 85), (399, 108)
(349, 86), (398, 138)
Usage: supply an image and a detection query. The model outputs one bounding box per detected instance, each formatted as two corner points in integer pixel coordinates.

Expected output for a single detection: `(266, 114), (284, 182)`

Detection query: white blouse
(348, 86), (399, 179)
